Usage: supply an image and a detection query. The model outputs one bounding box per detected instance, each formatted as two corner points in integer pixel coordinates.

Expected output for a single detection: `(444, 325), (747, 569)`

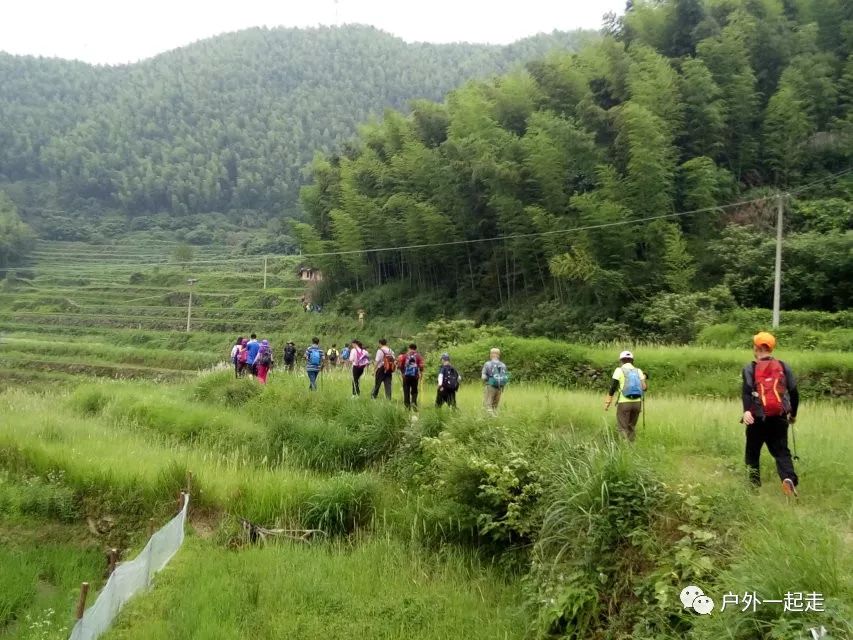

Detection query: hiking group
(229, 335), (508, 412)
(230, 329), (800, 496)
(602, 330), (801, 498)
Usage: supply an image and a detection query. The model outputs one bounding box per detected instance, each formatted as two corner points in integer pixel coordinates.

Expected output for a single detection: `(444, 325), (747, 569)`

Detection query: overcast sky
(0, 0), (626, 65)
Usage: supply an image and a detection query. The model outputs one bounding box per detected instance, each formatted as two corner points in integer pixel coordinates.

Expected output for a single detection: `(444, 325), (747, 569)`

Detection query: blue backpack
(308, 348), (323, 367)
(488, 362), (509, 388)
(403, 353), (420, 378)
(621, 366), (644, 399)
(341, 347), (350, 361)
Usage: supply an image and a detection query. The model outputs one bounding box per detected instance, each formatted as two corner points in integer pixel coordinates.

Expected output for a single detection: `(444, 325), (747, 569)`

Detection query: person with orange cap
(742, 331), (800, 496)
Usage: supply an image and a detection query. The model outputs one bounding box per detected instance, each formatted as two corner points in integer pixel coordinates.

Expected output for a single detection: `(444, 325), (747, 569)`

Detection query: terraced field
(0, 240), (309, 386)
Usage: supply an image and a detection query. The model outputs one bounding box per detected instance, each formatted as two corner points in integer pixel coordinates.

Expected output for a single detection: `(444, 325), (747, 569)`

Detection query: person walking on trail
(283, 341), (297, 372)
(742, 332), (800, 497)
(481, 348), (509, 415)
(436, 353), (461, 409)
(236, 338), (249, 377)
(327, 344), (340, 368)
(246, 334), (261, 377)
(371, 339), (395, 400)
(349, 340), (370, 397)
(305, 337), (325, 391)
(230, 336), (243, 378)
(256, 340), (273, 384)
(398, 343), (425, 411)
(340, 344), (351, 369)
(604, 350), (647, 442)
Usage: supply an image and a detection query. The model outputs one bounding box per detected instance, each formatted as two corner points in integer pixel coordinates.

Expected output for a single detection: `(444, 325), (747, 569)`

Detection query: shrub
(194, 371), (263, 407)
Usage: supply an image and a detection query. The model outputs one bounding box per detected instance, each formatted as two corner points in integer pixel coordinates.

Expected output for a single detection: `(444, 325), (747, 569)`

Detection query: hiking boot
(782, 478), (798, 497)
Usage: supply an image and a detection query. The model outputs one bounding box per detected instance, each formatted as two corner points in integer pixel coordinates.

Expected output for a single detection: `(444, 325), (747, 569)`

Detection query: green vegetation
(0, 367), (850, 639)
(0, 26), (592, 239)
(0, 192), (35, 269)
(300, 0), (852, 333)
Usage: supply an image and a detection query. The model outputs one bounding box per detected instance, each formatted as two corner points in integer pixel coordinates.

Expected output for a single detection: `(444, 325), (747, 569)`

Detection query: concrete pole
(185, 287), (193, 333)
(772, 195), (784, 329)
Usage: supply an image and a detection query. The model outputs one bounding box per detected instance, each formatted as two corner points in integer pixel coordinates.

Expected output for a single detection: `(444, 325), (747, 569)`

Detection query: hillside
(299, 0), (852, 335)
(0, 25), (593, 239)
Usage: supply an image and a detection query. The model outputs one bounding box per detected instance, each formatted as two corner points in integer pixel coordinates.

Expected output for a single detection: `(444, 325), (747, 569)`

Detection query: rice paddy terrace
(0, 239), (306, 387)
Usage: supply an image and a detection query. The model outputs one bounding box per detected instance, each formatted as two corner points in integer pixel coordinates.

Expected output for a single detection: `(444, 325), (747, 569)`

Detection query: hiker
(305, 337), (324, 391)
(397, 343), (425, 411)
(371, 339), (395, 400)
(604, 350), (647, 442)
(436, 353), (461, 409)
(246, 333), (261, 377)
(327, 344), (340, 368)
(481, 348), (509, 415)
(349, 339), (370, 396)
(256, 340), (273, 384)
(283, 341), (297, 372)
(340, 344), (351, 369)
(742, 332), (800, 496)
(236, 338), (249, 377)
(230, 336), (243, 378)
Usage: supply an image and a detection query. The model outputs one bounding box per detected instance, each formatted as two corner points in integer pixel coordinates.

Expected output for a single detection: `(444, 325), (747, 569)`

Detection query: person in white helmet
(604, 350), (647, 442)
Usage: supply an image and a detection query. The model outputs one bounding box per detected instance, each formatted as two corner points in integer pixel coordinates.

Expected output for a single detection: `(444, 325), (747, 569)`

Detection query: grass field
(1, 241), (851, 639)
(0, 366), (851, 640)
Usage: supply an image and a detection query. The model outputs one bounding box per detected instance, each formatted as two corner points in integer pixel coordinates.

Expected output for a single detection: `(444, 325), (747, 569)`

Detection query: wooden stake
(148, 518), (155, 537)
(186, 470), (193, 496)
(107, 549), (118, 576)
(75, 582), (90, 620)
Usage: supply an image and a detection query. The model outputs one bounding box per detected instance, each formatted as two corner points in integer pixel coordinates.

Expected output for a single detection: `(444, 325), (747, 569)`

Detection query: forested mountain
(0, 25), (592, 238)
(299, 0), (852, 336)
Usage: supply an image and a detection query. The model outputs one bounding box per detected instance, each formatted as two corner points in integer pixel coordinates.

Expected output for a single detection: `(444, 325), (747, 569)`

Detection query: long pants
(483, 385), (502, 415)
(402, 377), (419, 411)
(234, 360), (240, 378)
(257, 365), (269, 384)
(372, 370), (392, 400)
(237, 361), (248, 377)
(352, 366), (366, 396)
(616, 402), (642, 442)
(745, 416), (798, 487)
(284, 361), (295, 372)
(436, 388), (456, 408)
(307, 369), (319, 391)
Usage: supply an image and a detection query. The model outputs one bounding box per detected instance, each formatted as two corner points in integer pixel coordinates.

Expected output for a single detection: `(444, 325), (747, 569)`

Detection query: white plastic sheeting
(69, 494), (189, 640)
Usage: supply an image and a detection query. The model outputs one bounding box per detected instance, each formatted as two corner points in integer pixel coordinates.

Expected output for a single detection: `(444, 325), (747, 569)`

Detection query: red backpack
(753, 359), (786, 417)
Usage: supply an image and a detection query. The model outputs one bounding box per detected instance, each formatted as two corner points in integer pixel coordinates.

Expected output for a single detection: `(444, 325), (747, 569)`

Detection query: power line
(5, 168), (850, 275)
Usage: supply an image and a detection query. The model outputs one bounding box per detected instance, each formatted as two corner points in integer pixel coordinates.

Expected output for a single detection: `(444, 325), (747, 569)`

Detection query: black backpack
(283, 345), (296, 362)
(259, 351), (272, 367)
(443, 366), (460, 391)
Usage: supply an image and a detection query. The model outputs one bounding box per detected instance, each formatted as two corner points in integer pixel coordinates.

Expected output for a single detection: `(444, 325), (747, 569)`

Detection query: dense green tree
(299, 0), (851, 320)
(0, 192), (35, 270)
(0, 26), (591, 233)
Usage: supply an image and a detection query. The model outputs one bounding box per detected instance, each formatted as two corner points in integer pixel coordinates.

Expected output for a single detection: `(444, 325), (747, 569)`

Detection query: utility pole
(263, 257), (267, 290)
(186, 278), (198, 333)
(772, 194), (784, 329)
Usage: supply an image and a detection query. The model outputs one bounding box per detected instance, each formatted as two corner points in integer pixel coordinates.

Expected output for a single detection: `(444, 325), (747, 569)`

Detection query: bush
(407, 421), (544, 558)
(193, 371), (263, 407)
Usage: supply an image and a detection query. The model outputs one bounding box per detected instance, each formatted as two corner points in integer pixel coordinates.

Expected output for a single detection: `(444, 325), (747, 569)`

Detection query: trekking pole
(642, 397), (646, 431)
(790, 420), (800, 461)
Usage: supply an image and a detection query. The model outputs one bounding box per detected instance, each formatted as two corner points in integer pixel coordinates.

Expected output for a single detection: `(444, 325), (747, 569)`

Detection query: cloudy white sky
(0, 0), (626, 65)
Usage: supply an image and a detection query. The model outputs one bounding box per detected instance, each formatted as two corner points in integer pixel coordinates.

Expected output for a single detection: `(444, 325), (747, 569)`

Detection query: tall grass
(0, 389), (381, 532)
(104, 537), (525, 640)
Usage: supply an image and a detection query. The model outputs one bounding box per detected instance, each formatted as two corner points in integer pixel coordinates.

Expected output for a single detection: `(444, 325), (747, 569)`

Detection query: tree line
(0, 26), (592, 239)
(298, 0), (852, 338)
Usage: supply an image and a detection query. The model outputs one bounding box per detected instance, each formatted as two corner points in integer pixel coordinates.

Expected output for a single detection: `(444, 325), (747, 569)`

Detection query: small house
(297, 266), (323, 282)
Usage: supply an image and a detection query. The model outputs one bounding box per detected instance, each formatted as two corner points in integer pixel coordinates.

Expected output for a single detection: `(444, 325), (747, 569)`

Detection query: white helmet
(619, 350), (634, 360)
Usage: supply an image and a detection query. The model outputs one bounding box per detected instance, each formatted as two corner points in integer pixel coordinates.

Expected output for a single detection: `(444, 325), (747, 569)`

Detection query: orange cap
(753, 331), (776, 351)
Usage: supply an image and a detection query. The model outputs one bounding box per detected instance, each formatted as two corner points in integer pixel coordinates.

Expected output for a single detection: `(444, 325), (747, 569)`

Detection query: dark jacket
(742, 357), (799, 419)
